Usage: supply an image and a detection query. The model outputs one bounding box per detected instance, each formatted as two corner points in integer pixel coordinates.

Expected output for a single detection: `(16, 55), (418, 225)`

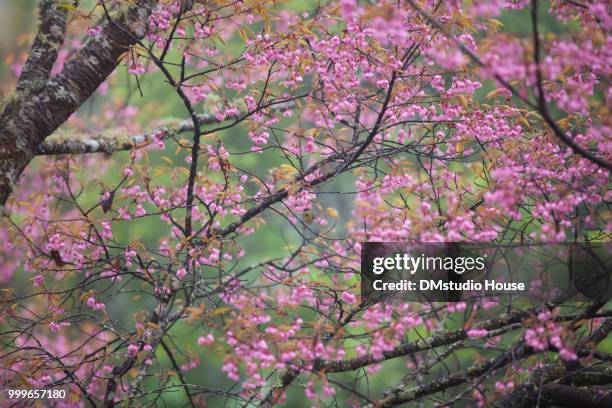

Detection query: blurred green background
(0, 1), (607, 407)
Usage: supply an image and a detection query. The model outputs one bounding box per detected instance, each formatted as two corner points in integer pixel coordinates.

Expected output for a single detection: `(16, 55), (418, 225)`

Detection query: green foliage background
(0, 1), (608, 406)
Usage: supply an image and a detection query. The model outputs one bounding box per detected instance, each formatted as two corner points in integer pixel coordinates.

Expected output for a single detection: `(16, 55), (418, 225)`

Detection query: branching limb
(16, 0), (69, 96)
(536, 384), (612, 408)
(496, 316), (612, 408)
(36, 114), (217, 155)
(36, 101), (295, 156)
(316, 308), (540, 373)
(373, 342), (534, 407)
(0, 0), (160, 206)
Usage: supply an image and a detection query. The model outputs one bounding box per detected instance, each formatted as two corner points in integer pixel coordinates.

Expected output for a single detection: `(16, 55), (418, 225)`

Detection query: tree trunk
(0, 0), (158, 206)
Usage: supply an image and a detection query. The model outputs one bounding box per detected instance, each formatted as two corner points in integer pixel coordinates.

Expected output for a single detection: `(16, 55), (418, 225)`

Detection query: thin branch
(160, 340), (196, 407)
(373, 343), (534, 406)
(406, 0), (612, 172)
(315, 309), (612, 373)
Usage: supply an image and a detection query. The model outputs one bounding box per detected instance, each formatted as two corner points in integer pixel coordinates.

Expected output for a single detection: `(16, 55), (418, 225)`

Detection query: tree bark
(0, 0), (158, 206)
(16, 0), (69, 97)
